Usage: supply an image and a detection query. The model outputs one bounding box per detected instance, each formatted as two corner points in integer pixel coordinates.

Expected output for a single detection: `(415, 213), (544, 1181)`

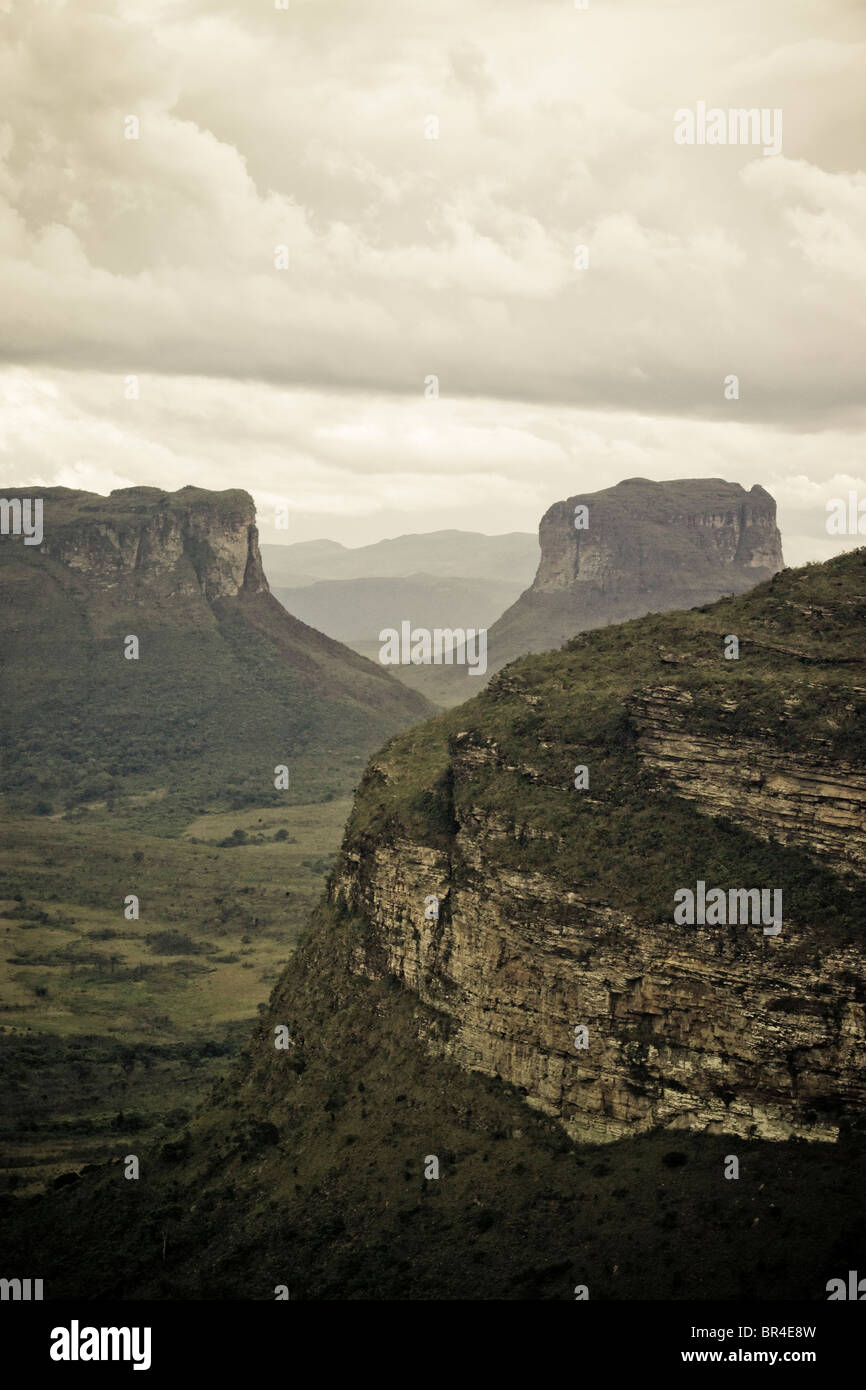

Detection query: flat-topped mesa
(484, 478), (784, 677)
(535, 478), (783, 596)
(26, 485), (267, 603)
(0, 483), (432, 816)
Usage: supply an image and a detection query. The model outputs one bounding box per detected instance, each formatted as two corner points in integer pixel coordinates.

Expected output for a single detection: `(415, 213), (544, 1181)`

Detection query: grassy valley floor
(0, 799), (350, 1195)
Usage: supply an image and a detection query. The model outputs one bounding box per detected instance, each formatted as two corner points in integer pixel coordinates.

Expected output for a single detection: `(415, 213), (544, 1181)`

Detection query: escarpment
(5, 553), (866, 1304)
(0, 485), (431, 815)
(533, 478), (781, 596)
(33, 485), (268, 605)
(486, 478), (783, 676)
(419, 477), (784, 704)
(331, 550), (866, 1145)
(630, 686), (866, 874)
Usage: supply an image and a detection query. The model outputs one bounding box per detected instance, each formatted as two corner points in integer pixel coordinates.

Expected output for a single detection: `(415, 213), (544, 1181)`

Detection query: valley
(3, 545), (864, 1299)
(0, 799), (350, 1195)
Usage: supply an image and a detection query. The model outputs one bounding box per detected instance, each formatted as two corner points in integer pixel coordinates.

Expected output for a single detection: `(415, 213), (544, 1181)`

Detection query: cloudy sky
(1, 0), (864, 563)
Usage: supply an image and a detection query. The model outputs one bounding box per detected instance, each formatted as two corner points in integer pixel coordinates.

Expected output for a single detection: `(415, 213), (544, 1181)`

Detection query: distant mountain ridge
(263, 529), (539, 687)
(271, 573), (520, 650)
(262, 529), (538, 587)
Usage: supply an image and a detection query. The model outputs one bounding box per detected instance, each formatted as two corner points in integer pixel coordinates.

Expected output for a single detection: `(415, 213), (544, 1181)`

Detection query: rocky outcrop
(0, 484), (432, 812)
(534, 478), (782, 595)
(336, 756), (865, 1147)
(630, 686), (866, 874)
(32, 485), (267, 604)
(487, 478), (783, 674)
(330, 552), (866, 1147)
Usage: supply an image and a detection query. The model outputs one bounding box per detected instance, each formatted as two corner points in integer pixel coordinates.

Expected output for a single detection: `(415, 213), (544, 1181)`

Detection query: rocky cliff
(535, 478), (782, 595)
(0, 485), (431, 820)
(486, 478), (784, 676)
(35, 485), (268, 606)
(6, 550), (866, 1302)
(408, 477), (784, 707)
(630, 686), (866, 874)
(332, 549), (865, 1146)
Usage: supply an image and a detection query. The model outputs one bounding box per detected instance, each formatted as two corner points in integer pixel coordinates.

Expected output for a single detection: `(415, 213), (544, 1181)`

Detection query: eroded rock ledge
(630, 686), (866, 873)
(334, 717), (865, 1145)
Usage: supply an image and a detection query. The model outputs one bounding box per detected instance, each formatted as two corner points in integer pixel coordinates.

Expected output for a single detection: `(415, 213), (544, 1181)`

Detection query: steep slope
(3, 550), (864, 1301)
(0, 486), (431, 826)
(494, 476), (783, 660)
(336, 548), (863, 1145)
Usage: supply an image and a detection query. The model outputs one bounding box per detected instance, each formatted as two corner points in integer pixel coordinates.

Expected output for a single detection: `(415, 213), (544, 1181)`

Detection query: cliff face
(331, 550), (866, 1146)
(337, 790), (864, 1147)
(534, 478), (781, 595)
(29, 486), (267, 607)
(6, 554), (866, 1303)
(486, 478), (784, 677)
(630, 687), (866, 874)
(0, 485), (431, 817)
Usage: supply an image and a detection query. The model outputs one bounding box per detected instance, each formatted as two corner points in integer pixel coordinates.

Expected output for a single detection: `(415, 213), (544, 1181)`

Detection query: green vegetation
(346, 550), (866, 943)
(4, 899), (865, 1300)
(0, 484), (432, 1192)
(3, 548), (865, 1298)
(0, 488), (430, 828)
(0, 606), (407, 829)
(0, 800), (350, 1193)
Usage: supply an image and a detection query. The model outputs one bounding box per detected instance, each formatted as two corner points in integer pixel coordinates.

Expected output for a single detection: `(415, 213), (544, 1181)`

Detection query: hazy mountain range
(261, 530), (539, 587)
(320, 478), (784, 707)
(261, 531), (539, 669)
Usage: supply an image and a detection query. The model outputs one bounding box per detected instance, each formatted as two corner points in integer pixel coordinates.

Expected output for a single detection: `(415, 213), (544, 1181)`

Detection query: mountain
(263, 530), (539, 704)
(335, 550), (864, 1147)
(492, 476), (782, 662)
(413, 477), (784, 705)
(6, 548), (865, 1300)
(270, 573), (520, 651)
(0, 486), (431, 827)
(261, 529), (538, 587)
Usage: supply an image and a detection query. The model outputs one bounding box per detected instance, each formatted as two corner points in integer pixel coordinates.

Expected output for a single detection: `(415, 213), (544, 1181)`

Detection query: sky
(0, 0), (864, 564)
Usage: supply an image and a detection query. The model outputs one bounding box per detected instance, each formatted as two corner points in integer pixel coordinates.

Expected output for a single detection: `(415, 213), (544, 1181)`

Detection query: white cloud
(0, 0), (862, 560)
(2, 365), (863, 565)
(0, 0), (861, 423)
